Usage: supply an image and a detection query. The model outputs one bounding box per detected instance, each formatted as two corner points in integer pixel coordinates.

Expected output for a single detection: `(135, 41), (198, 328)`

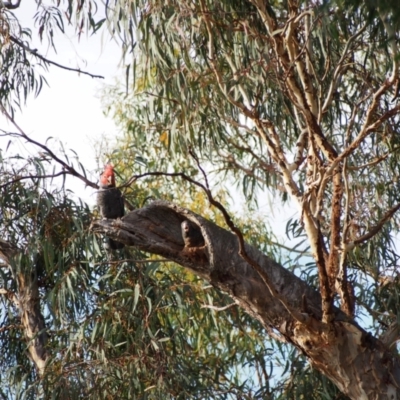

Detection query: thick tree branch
(124, 163), (305, 324)
(190, 149), (308, 324)
(338, 158), (353, 317)
(0, 171), (68, 189)
(0, 239), (47, 375)
(91, 201), (400, 399)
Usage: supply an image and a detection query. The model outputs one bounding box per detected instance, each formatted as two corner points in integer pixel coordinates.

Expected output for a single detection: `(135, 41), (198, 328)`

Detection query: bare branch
(352, 203), (400, 246)
(283, 11), (318, 117)
(330, 92), (400, 172)
(201, 303), (236, 311)
(0, 115), (98, 190)
(225, 136), (275, 172)
(338, 158), (351, 309)
(10, 36), (104, 79)
(270, 240), (311, 256)
(217, 151), (268, 187)
(194, 153), (311, 324)
(347, 147), (400, 171)
(92, 258), (172, 266)
(316, 102), (400, 219)
(252, 0), (339, 166)
(327, 166), (343, 296)
(0, 171), (68, 189)
(289, 128), (308, 172)
(322, 23), (368, 114)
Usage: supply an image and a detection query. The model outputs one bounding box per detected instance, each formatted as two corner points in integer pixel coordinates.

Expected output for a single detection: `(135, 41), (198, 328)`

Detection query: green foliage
(1, 0), (400, 398)
(103, 0), (400, 286)
(0, 1), (104, 112)
(101, 0), (400, 396)
(0, 151), (285, 398)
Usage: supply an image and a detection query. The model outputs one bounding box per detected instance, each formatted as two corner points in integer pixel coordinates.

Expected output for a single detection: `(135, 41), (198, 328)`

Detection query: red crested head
(99, 164), (116, 188)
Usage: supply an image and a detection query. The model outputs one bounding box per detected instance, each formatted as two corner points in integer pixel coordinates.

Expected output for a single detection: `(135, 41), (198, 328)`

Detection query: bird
(181, 220), (205, 248)
(97, 164), (125, 250)
(180, 220), (207, 263)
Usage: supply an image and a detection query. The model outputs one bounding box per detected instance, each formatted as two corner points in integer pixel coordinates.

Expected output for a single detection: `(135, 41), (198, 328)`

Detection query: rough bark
(92, 201), (400, 400)
(17, 272), (48, 374)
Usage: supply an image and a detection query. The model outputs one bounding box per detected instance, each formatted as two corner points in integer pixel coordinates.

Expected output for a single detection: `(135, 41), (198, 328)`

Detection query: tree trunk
(92, 201), (400, 400)
(0, 240), (48, 375)
(17, 273), (48, 374)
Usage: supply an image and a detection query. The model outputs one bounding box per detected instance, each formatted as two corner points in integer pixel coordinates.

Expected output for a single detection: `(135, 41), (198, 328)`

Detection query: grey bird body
(97, 165), (125, 250)
(97, 188), (125, 220)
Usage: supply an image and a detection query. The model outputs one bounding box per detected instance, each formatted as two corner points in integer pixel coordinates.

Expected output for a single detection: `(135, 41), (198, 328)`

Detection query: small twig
(347, 147), (400, 171)
(0, 116), (98, 190)
(270, 240), (311, 256)
(352, 203), (400, 246)
(201, 303), (236, 311)
(327, 96), (400, 178)
(10, 36), (104, 79)
(322, 23), (368, 114)
(188, 148), (210, 190)
(0, 171), (67, 189)
(92, 258), (172, 266)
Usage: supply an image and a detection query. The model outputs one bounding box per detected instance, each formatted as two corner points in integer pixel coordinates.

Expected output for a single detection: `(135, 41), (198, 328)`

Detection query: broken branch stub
(92, 201), (343, 325)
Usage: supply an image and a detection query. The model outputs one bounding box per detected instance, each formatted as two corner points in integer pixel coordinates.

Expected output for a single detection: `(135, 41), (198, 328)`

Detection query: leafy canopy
(0, 0), (400, 398)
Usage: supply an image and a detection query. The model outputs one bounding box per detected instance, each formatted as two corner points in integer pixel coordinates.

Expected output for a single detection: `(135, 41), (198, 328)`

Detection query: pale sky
(0, 2), (122, 204)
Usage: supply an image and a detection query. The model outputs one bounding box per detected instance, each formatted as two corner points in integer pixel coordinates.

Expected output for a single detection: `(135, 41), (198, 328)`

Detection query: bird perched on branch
(181, 220), (205, 248)
(181, 220), (207, 262)
(97, 164), (125, 250)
